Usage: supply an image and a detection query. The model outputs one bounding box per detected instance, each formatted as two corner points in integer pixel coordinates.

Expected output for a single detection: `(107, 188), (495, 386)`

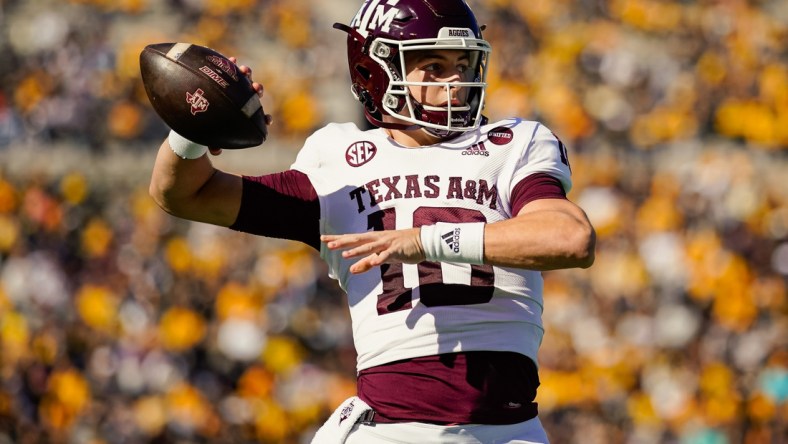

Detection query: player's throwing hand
(321, 228), (424, 274)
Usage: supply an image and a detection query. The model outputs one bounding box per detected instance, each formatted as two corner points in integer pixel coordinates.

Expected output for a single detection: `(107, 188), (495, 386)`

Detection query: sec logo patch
(346, 141), (377, 167)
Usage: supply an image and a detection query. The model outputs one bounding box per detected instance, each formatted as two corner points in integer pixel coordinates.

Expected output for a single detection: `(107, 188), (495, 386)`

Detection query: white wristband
(168, 130), (208, 159)
(420, 222), (485, 264)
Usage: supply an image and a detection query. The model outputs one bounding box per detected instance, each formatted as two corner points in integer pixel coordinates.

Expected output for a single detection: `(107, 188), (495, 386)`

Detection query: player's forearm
(149, 139), (212, 214)
(483, 206), (595, 271)
(149, 139), (241, 226)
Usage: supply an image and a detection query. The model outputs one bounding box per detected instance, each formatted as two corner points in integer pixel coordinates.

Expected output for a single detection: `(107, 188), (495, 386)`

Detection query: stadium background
(0, 0), (786, 443)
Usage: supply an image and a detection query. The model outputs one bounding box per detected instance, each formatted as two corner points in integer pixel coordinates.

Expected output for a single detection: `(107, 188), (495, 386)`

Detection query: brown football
(139, 42), (267, 149)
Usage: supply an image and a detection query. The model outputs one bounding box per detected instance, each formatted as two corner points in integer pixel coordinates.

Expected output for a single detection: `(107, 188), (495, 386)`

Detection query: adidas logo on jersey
(462, 141), (489, 157)
(442, 228), (461, 253)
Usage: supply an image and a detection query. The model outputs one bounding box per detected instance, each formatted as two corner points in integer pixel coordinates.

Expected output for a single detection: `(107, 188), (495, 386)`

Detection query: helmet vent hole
(355, 65), (371, 80)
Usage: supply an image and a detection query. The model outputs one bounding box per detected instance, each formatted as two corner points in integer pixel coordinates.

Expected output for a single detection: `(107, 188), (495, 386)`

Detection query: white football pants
(311, 396), (549, 444)
(344, 417), (550, 444)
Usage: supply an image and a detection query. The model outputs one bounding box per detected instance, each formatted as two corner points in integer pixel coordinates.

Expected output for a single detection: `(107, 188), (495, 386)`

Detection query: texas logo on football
(186, 88), (210, 115)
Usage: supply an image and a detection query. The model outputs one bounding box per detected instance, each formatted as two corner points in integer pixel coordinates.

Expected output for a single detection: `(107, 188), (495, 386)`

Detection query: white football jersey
(291, 118), (572, 371)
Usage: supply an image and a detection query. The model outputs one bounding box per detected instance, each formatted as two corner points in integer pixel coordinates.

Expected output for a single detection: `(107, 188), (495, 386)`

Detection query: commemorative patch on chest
(487, 127), (514, 145)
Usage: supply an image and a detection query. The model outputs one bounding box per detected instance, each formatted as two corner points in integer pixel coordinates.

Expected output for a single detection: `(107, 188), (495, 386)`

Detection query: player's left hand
(207, 57), (273, 156)
(322, 228), (425, 274)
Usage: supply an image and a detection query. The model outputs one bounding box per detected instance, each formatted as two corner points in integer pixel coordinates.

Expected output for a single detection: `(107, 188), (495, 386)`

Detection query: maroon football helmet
(334, 0), (491, 138)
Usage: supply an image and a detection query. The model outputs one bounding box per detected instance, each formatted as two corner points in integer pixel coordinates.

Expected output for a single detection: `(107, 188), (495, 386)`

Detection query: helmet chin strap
(382, 121), (461, 144)
(367, 108), (421, 131)
(421, 125), (462, 139)
(412, 99), (470, 129)
(376, 97), (470, 139)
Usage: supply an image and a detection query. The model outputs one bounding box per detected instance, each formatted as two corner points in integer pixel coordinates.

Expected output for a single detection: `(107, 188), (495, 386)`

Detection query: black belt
(358, 409), (379, 425)
(357, 406), (537, 426)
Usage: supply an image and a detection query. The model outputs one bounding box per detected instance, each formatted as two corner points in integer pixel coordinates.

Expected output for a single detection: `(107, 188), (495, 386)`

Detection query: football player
(149, 0), (596, 443)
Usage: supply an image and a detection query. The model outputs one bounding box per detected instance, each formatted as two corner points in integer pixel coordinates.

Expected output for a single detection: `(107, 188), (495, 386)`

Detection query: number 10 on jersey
(368, 207), (495, 315)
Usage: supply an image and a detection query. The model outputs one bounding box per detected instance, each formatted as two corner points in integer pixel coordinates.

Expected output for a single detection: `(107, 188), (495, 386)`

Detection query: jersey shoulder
(307, 121), (368, 143)
(481, 117), (570, 152)
(486, 118), (573, 192)
(474, 118), (549, 161)
(293, 122), (368, 166)
(480, 117), (546, 141)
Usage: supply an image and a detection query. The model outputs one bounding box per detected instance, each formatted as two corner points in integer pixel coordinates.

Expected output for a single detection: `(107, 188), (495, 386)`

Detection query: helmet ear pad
(345, 35), (391, 126)
(345, 35), (412, 128)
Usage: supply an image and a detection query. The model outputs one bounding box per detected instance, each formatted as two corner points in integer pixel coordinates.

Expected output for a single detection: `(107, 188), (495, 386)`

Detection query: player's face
(404, 49), (475, 107)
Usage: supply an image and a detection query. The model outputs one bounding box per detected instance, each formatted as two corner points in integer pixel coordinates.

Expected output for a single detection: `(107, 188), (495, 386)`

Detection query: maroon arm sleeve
(510, 173), (567, 216)
(229, 170), (320, 250)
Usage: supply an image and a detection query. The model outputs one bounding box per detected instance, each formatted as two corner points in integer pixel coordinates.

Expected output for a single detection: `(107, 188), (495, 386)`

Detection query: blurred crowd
(0, 0), (786, 443)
